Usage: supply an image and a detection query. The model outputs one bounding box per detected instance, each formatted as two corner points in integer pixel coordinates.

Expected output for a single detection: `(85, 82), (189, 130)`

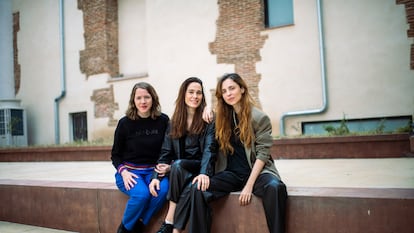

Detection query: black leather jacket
(152, 121), (217, 179)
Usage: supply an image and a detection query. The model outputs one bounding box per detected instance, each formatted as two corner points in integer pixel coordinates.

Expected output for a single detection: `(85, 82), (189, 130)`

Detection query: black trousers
(174, 171), (287, 233)
(167, 159), (200, 203)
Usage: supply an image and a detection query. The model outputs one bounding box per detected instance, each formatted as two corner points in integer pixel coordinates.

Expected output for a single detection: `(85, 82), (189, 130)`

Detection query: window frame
(264, 0), (294, 29)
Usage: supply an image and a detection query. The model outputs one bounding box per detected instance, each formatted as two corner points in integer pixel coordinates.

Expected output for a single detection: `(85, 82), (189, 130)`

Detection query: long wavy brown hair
(215, 73), (255, 154)
(170, 77), (207, 139)
(125, 82), (162, 120)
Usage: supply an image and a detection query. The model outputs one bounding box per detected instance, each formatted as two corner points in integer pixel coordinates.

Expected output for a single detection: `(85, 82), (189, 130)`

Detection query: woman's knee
(170, 160), (184, 173)
(265, 179), (286, 194)
(157, 182), (170, 197)
(130, 187), (151, 200)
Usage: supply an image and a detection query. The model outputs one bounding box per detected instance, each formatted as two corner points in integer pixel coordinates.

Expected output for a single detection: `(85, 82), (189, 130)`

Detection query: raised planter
(0, 133), (411, 161)
(0, 146), (111, 162)
(271, 133), (412, 159)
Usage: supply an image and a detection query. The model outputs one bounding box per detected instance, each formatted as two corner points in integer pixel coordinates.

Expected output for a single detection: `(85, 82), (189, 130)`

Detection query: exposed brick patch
(78, 0), (119, 77)
(396, 0), (414, 69)
(13, 12), (20, 95)
(209, 0), (268, 107)
(90, 85), (119, 126)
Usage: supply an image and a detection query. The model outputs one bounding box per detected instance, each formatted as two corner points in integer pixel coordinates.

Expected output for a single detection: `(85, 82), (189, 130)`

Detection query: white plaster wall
(113, 0), (231, 141)
(0, 0), (15, 100)
(259, 0), (322, 135)
(118, 0), (148, 76)
(58, 0), (98, 145)
(11, 0), (414, 145)
(321, 0), (413, 120)
(13, 0), (61, 145)
(13, 0), (115, 144)
(259, 0), (414, 136)
(145, 0), (232, 116)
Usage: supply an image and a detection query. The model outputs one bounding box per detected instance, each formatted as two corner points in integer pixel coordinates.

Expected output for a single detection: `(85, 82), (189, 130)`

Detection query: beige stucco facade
(5, 0), (414, 145)
(259, 0), (414, 135)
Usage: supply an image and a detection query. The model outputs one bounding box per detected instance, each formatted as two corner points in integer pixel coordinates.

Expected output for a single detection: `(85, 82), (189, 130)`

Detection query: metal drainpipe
(280, 0), (328, 136)
(54, 0), (66, 144)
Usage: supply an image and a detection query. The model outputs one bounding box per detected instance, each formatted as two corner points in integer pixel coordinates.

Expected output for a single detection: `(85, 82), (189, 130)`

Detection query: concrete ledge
(1, 180), (413, 233)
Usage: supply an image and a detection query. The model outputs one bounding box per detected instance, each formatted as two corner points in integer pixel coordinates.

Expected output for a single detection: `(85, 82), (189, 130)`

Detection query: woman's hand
(154, 163), (170, 177)
(121, 170), (138, 191)
(202, 106), (214, 123)
(239, 184), (253, 206)
(192, 174), (210, 191)
(239, 159), (265, 206)
(149, 179), (160, 197)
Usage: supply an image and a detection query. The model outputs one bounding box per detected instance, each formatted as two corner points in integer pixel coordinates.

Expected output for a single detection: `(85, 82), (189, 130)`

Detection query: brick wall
(78, 0), (120, 128)
(78, 0), (119, 77)
(90, 84), (119, 126)
(209, 0), (268, 108)
(396, 0), (414, 69)
(13, 11), (20, 95)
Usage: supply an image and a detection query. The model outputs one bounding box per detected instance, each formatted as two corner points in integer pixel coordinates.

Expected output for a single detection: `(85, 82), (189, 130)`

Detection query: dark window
(0, 110), (5, 135)
(302, 115), (413, 135)
(265, 0), (294, 28)
(72, 112), (87, 141)
(10, 109), (24, 136)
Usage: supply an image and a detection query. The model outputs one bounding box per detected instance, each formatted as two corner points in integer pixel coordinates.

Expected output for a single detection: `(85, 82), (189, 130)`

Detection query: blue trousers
(115, 168), (169, 230)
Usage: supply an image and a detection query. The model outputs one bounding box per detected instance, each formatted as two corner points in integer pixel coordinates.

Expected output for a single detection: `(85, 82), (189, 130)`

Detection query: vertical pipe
(54, 0), (66, 144)
(279, 0), (328, 136)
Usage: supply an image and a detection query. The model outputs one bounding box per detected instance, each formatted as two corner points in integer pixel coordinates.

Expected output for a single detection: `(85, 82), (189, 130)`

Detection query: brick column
(396, 0), (414, 69)
(209, 0), (268, 108)
(78, 0), (119, 77)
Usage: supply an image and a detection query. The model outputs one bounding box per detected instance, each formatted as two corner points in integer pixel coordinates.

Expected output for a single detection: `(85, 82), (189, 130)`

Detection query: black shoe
(117, 223), (132, 233)
(132, 220), (144, 233)
(156, 222), (173, 233)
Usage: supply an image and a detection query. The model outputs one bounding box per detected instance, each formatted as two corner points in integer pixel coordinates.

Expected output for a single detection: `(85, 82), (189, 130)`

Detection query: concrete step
(1, 159), (414, 233)
(1, 180), (413, 233)
(0, 221), (77, 233)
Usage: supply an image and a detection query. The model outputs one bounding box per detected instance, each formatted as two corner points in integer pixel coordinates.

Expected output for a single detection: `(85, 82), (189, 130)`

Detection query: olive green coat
(215, 107), (281, 180)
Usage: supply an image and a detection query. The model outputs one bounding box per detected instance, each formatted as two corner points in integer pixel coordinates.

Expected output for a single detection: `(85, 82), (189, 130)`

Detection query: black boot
(132, 220), (144, 233)
(117, 222), (132, 233)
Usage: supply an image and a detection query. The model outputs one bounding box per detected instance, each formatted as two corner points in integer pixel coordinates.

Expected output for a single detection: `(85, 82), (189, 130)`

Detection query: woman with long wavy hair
(149, 77), (216, 233)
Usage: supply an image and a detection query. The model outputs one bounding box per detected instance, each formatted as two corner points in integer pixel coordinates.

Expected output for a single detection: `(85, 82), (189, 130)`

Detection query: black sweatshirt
(111, 113), (169, 172)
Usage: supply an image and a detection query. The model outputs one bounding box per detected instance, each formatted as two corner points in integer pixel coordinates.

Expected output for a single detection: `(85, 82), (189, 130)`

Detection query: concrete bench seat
(1, 179), (413, 233)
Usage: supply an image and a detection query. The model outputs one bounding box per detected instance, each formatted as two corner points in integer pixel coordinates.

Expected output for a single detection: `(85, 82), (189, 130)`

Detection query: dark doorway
(72, 112), (87, 141)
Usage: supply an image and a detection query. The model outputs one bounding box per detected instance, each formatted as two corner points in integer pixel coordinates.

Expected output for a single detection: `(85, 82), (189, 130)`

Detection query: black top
(111, 113), (170, 170)
(153, 121), (217, 178)
(181, 134), (203, 160)
(226, 126), (251, 178)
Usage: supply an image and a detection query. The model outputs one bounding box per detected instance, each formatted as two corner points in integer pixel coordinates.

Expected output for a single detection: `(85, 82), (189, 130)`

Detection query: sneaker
(156, 222), (173, 233)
